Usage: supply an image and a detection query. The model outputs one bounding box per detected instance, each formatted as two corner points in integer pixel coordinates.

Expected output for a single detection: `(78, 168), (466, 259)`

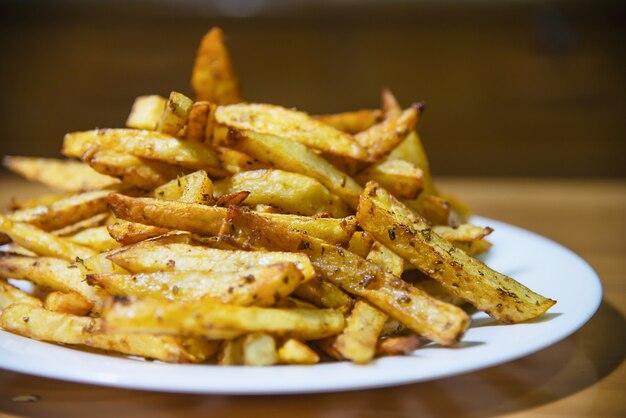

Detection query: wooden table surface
(0, 177), (624, 418)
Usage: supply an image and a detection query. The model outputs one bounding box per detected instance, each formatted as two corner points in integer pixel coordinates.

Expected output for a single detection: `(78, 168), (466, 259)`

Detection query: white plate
(0, 216), (602, 394)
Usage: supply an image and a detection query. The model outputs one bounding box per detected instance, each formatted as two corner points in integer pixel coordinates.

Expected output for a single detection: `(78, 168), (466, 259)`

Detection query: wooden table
(0, 177), (624, 418)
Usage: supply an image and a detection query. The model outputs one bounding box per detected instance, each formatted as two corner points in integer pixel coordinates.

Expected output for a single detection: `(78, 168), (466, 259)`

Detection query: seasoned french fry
(432, 224), (494, 242)
(186, 101), (217, 142)
(107, 238), (315, 280)
(0, 280), (42, 309)
(3, 156), (119, 192)
(225, 129), (364, 209)
(453, 239), (493, 257)
(0, 253), (107, 312)
(354, 107), (419, 162)
(292, 279), (353, 310)
(44, 291), (92, 316)
(347, 231), (374, 258)
(314, 109), (382, 134)
(107, 193), (357, 246)
(156, 91), (194, 137)
(376, 334), (421, 356)
(366, 241), (404, 277)
(88, 263), (305, 307)
(9, 193), (68, 211)
(355, 159), (424, 200)
(242, 333), (277, 366)
(277, 338), (319, 365)
(215, 191), (249, 207)
(103, 297), (345, 340)
(333, 300), (388, 363)
(221, 207), (470, 345)
(0, 216), (96, 261)
(126, 95), (167, 130)
(191, 27), (242, 105)
(213, 169), (349, 217)
(63, 129), (226, 178)
(64, 226), (121, 252)
(0, 304), (215, 363)
(52, 213), (110, 237)
(216, 103), (368, 161)
(357, 182), (556, 323)
(413, 277), (466, 306)
(107, 221), (170, 246)
(218, 337), (244, 365)
(216, 146), (268, 174)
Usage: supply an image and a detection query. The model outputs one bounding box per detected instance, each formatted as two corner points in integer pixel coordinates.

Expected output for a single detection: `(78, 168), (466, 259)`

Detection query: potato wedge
(103, 297), (345, 340)
(44, 291), (92, 316)
(88, 263), (305, 307)
(357, 182), (556, 323)
(191, 27), (242, 105)
(63, 129), (226, 178)
(216, 103), (368, 161)
(0, 253), (107, 312)
(0, 279), (42, 309)
(314, 109), (382, 134)
(221, 207), (470, 345)
(354, 107), (419, 162)
(213, 169), (349, 217)
(126, 95), (167, 130)
(355, 159), (424, 200)
(156, 91), (194, 137)
(3, 156), (119, 192)
(0, 304), (215, 363)
(225, 128), (364, 209)
(107, 193), (357, 246)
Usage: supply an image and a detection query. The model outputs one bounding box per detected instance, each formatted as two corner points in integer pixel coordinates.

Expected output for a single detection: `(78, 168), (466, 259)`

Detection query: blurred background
(0, 0), (624, 177)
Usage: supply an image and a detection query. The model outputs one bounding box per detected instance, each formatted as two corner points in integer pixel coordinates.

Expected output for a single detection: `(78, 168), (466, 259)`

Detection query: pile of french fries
(0, 28), (555, 366)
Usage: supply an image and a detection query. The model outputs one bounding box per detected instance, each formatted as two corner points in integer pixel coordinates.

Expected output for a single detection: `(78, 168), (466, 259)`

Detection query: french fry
(221, 207), (470, 345)
(107, 193), (357, 246)
(156, 91), (194, 137)
(357, 182), (556, 323)
(333, 300), (388, 363)
(88, 263), (305, 307)
(432, 224), (494, 242)
(413, 277), (467, 306)
(213, 169), (350, 217)
(242, 333), (277, 366)
(0, 216), (96, 261)
(292, 279), (353, 310)
(225, 128), (364, 209)
(52, 213), (110, 237)
(0, 304), (215, 363)
(82, 148), (183, 190)
(380, 88), (402, 119)
(185, 101), (217, 142)
(453, 239), (493, 257)
(314, 109), (382, 134)
(347, 231), (374, 258)
(44, 291), (93, 316)
(107, 238), (315, 280)
(376, 334), (421, 356)
(62, 129), (226, 178)
(107, 221), (170, 246)
(103, 297), (345, 340)
(126, 95), (167, 130)
(3, 156), (119, 192)
(64, 226), (121, 252)
(0, 253), (107, 312)
(216, 147), (268, 174)
(277, 338), (319, 365)
(354, 107), (419, 162)
(218, 337), (244, 365)
(9, 193), (68, 211)
(215, 191), (249, 207)
(366, 241), (404, 277)
(355, 159), (424, 200)
(215, 103), (368, 161)
(191, 27), (242, 105)
(0, 280), (42, 309)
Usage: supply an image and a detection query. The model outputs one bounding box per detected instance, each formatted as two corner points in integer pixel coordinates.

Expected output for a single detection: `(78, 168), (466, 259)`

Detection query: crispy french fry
(126, 95), (167, 130)
(292, 279), (353, 310)
(44, 291), (92, 316)
(216, 146), (268, 174)
(52, 213), (110, 237)
(413, 277), (467, 306)
(191, 27), (242, 105)
(354, 107), (419, 162)
(347, 231), (374, 258)
(64, 226), (121, 252)
(357, 182), (556, 323)
(186, 101), (217, 142)
(215, 191), (249, 207)
(333, 300), (387, 363)
(82, 148), (183, 190)
(63, 129), (226, 178)
(103, 297), (345, 340)
(0, 280), (42, 309)
(107, 193), (357, 246)
(88, 263), (305, 307)
(242, 333), (277, 366)
(277, 338), (319, 365)
(225, 129), (364, 209)
(213, 169), (349, 217)
(3, 156), (119, 192)
(366, 241), (404, 277)
(453, 239), (493, 257)
(314, 109), (382, 134)
(432, 224), (494, 242)
(376, 333), (421, 356)
(0, 304), (215, 363)
(218, 337), (244, 365)
(0, 216), (96, 261)
(107, 221), (170, 246)
(9, 193), (68, 211)
(156, 91), (194, 137)
(221, 207), (470, 345)
(0, 253), (107, 312)
(216, 103), (368, 161)
(107, 238), (315, 280)
(355, 159), (424, 200)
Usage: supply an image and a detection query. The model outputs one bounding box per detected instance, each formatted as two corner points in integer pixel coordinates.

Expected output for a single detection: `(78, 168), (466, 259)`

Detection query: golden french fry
(333, 300), (387, 363)
(412, 277), (467, 306)
(0, 253), (107, 312)
(186, 101), (217, 142)
(88, 263), (305, 307)
(292, 279), (353, 310)
(357, 182), (556, 323)
(221, 207), (470, 345)
(354, 107), (419, 162)
(215, 191), (249, 207)
(314, 109), (382, 134)
(366, 241), (404, 277)
(453, 239), (493, 257)
(52, 213), (110, 237)
(9, 193), (68, 211)
(126, 95), (167, 130)
(63, 226), (121, 252)
(213, 169), (349, 217)
(225, 129), (364, 209)
(277, 338), (319, 365)
(216, 147), (268, 175)
(156, 91), (194, 137)
(63, 129), (226, 178)
(3, 156), (119, 192)
(44, 291), (92, 316)
(107, 221), (170, 246)
(376, 334), (421, 356)
(432, 224), (494, 242)
(191, 27), (242, 105)
(380, 87), (402, 119)
(242, 333), (277, 366)
(355, 159), (424, 200)
(0, 304), (215, 363)
(103, 297), (345, 340)
(218, 337), (244, 365)
(215, 103), (368, 161)
(0, 280), (42, 309)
